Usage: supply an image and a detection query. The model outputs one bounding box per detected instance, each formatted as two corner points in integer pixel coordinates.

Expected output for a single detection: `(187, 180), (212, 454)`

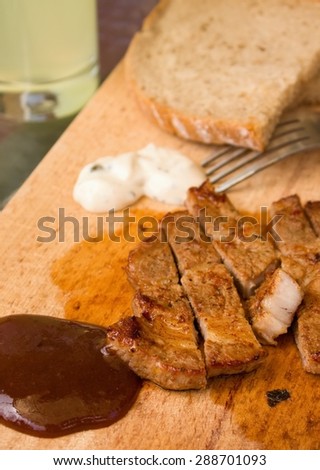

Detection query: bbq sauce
(0, 315), (141, 437)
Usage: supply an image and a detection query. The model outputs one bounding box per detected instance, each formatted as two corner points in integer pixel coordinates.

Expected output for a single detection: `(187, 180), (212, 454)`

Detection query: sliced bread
(125, 0), (320, 149)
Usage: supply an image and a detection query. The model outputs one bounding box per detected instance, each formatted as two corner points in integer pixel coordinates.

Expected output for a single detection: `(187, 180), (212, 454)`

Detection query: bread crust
(125, 72), (267, 149)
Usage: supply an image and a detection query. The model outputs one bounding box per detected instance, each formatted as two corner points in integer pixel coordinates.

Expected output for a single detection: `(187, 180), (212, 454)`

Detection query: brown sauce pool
(0, 314), (141, 437)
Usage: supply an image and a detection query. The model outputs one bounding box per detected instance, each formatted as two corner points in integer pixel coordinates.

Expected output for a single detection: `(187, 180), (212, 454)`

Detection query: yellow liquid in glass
(0, 0), (99, 119)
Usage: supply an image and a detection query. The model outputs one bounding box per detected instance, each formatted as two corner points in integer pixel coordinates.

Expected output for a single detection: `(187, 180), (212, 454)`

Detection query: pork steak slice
(107, 236), (206, 390)
(186, 182), (278, 298)
(271, 195), (320, 374)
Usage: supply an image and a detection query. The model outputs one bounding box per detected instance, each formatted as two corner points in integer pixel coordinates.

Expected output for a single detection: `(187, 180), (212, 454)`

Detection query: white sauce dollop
(73, 144), (205, 212)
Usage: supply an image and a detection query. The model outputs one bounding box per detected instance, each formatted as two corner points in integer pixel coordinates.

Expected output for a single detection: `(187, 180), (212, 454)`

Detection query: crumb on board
(266, 389), (291, 407)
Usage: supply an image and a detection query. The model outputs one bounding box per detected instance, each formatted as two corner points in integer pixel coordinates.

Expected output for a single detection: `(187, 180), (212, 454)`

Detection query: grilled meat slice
(181, 264), (266, 376)
(247, 268), (303, 345)
(108, 236), (206, 390)
(214, 237), (279, 299)
(164, 210), (265, 375)
(185, 181), (239, 220)
(162, 212), (265, 377)
(294, 276), (320, 374)
(163, 211), (220, 275)
(280, 256), (307, 285)
(280, 242), (320, 284)
(271, 195), (317, 256)
(305, 201), (320, 237)
(185, 181), (239, 240)
(271, 195), (320, 284)
(107, 286), (206, 390)
(271, 194), (320, 374)
(186, 182), (278, 298)
(126, 237), (179, 290)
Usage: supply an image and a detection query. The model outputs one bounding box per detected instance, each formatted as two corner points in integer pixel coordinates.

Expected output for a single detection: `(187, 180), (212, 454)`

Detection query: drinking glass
(0, 0), (99, 121)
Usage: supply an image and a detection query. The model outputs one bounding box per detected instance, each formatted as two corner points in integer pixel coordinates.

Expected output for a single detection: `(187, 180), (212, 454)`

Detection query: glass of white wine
(0, 0), (99, 121)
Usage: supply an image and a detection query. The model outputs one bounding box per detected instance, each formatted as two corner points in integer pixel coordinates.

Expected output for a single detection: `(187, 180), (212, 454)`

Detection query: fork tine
(214, 137), (311, 193)
(203, 110), (320, 192)
(201, 146), (231, 167)
(205, 147), (250, 176)
(276, 118), (300, 127)
(210, 125), (308, 183)
(210, 149), (260, 183)
(201, 145), (239, 167)
(203, 120), (304, 170)
(272, 126), (305, 140)
(211, 135), (309, 184)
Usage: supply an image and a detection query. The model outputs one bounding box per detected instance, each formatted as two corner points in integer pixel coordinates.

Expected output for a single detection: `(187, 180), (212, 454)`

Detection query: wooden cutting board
(0, 62), (320, 450)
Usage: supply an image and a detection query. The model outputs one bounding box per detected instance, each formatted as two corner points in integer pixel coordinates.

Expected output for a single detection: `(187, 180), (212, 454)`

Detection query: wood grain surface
(0, 62), (320, 450)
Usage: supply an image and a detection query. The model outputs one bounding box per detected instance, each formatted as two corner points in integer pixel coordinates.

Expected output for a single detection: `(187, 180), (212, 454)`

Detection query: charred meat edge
(164, 211), (266, 377)
(185, 181), (279, 298)
(305, 201), (320, 238)
(271, 195), (320, 374)
(107, 236), (207, 390)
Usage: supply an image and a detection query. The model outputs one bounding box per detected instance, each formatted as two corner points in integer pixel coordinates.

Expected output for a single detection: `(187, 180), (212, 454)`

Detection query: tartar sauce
(73, 143), (205, 212)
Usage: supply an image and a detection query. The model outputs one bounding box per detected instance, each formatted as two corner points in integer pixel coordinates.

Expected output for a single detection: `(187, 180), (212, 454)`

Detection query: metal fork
(202, 108), (320, 193)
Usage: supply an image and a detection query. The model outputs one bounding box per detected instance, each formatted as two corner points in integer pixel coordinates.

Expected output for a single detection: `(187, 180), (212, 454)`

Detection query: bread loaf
(125, 0), (320, 149)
